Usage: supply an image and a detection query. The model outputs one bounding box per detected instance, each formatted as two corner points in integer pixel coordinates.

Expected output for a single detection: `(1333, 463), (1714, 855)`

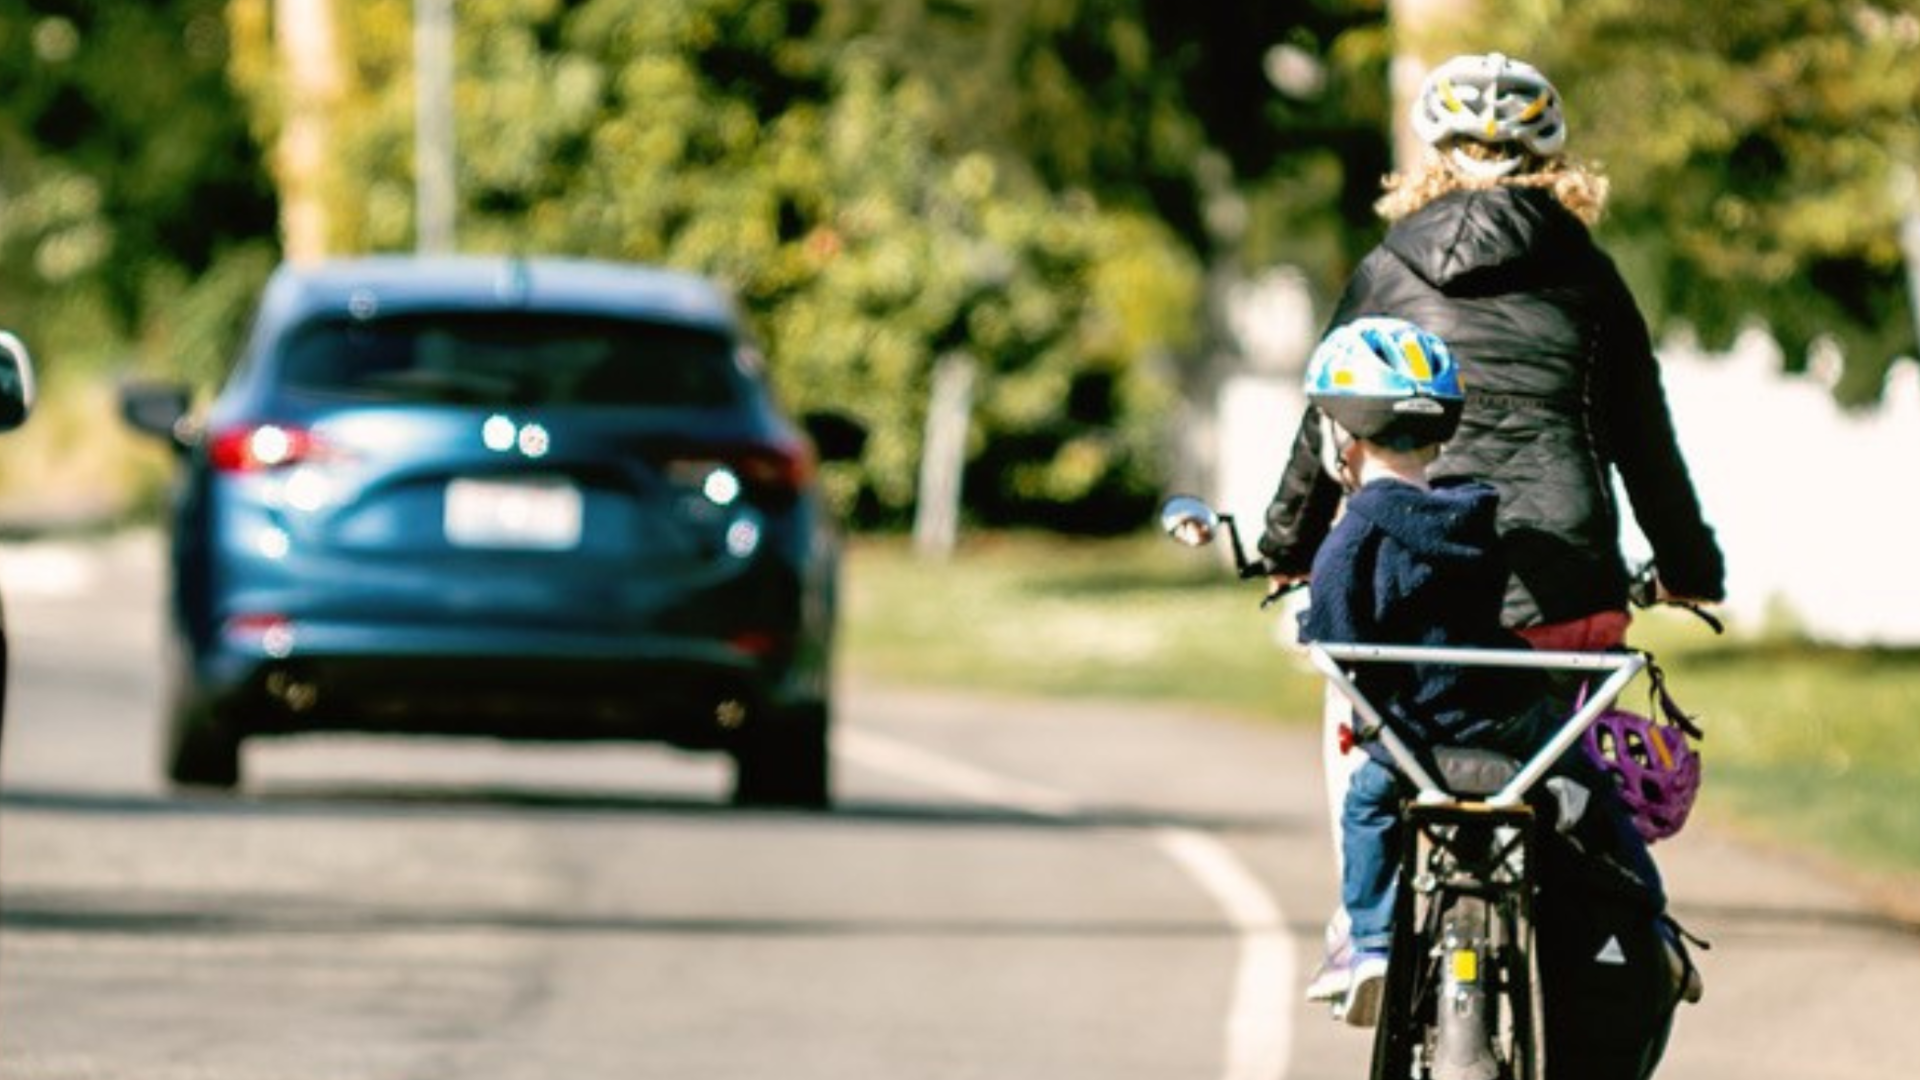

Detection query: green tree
(0, 1), (277, 381)
(804, 1), (1395, 322)
(1382, 0), (1920, 404)
(1525, 1), (1920, 404)
(228, 0), (1205, 530)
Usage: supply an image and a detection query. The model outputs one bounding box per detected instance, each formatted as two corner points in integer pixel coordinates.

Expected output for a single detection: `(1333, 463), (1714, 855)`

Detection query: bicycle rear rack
(1306, 643), (1649, 808)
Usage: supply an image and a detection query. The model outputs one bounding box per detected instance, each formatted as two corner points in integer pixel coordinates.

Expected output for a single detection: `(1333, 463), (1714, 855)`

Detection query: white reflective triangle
(1595, 936), (1627, 965)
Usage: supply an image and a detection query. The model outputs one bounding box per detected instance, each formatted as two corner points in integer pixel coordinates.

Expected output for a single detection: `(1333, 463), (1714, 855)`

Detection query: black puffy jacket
(1259, 185), (1725, 629)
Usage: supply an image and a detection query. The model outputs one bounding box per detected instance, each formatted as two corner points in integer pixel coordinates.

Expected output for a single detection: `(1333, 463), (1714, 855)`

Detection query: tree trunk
(913, 352), (976, 561)
(1895, 166), (1920, 361)
(414, 0), (456, 253)
(274, 0), (342, 263)
(1385, 0), (1481, 174)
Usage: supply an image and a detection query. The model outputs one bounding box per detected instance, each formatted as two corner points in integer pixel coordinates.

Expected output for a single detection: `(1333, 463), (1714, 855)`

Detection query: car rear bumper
(192, 621), (825, 748)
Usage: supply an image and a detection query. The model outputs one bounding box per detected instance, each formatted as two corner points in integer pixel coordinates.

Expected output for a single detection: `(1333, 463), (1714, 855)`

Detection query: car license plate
(444, 477), (583, 550)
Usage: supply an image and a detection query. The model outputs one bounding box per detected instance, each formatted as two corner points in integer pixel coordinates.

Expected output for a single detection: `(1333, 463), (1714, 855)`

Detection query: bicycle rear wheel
(1369, 855), (1543, 1079)
(1486, 890), (1546, 1080)
(1367, 865), (1425, 1080)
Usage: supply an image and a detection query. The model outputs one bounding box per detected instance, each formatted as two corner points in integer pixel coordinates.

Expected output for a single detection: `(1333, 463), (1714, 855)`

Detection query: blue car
(0, 332), (37, 737)
(122, 256), (862, 807)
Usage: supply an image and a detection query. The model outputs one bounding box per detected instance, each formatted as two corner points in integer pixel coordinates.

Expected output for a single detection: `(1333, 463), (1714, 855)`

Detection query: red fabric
(1516, 610), (1631, 652)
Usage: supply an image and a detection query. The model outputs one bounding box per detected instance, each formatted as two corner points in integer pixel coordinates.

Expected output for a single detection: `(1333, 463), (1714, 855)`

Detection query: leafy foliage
(1482, 0), (1920, 403)
(230, 0), (1209, 529)
(0, 1), (277, 379)
(7, 0), (1920, 525)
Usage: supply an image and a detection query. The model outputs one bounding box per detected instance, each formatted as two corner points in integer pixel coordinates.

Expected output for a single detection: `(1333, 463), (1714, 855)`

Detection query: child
(1291, 317), (1662, 1028)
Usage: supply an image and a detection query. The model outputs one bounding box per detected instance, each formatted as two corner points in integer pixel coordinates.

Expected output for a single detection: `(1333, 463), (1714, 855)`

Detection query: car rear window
(276, 312), (746, 408)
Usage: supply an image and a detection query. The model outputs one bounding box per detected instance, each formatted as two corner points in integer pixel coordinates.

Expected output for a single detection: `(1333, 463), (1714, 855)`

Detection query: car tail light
(728, 630), (790, 658)
(222, 612), (297, 656)
(208, 424), (327, 473)
(667, 439), (814, 502)
(729, 440), (814, 493)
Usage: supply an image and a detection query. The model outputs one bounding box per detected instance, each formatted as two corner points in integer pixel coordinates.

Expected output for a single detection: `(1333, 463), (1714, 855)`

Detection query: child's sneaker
(1304, 913), (1356, 1003)
(1334, 951), (1390, 1028)
(1304, 934), (1354, 1003)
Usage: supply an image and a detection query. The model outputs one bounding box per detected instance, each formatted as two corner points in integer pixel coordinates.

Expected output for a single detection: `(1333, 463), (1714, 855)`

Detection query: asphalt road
(0, 532), (1913, 1079)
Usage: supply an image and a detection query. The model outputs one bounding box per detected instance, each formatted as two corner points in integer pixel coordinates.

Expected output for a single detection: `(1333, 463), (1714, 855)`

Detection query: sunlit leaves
(232, 0), (1203, 527)
(1520, 0), (1920, 396)
(0, 1), (276, 379)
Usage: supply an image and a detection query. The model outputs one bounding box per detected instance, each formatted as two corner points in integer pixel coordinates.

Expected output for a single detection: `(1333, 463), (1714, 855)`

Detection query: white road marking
(834, 725), (1082, 819)
(0, 544), (96, 598)
(836, 726), (1296, 1080)
(1154, 826), (1297, 1080)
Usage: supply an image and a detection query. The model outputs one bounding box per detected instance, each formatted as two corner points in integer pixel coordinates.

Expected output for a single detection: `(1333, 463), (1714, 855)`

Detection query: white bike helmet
(1411, 53), (1566, 179)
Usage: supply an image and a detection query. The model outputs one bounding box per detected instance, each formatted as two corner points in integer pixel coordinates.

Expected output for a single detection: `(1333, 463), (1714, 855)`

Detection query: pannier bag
(1533, 829), (1695, 1080)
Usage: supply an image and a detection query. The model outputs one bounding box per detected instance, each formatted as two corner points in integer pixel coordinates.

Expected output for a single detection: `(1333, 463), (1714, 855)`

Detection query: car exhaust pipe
(265, 671), (320, 713)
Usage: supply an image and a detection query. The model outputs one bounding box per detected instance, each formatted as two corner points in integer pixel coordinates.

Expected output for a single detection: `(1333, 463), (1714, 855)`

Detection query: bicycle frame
(1308, 643), (1652, 1080)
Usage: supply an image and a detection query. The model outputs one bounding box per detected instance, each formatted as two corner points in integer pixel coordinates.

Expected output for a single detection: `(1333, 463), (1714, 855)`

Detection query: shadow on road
(0, 885), (1265, 943)
(0, 781), (1298, 838)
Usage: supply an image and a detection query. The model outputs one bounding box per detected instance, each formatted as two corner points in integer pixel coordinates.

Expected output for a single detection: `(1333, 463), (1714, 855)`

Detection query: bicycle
(1160, 495), (1701, 1080)
(1317, 639), (1646, 1080)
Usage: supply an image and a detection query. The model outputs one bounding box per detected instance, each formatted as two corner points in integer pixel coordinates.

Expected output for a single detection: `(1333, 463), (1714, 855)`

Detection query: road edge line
(836, 727), (1295, 1080)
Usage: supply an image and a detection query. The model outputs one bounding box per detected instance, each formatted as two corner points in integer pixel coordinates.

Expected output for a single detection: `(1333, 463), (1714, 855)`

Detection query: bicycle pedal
(1339, 959), (1388, 1028)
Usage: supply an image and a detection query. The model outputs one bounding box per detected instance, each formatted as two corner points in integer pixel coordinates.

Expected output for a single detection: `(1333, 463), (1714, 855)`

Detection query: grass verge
(843, 531), (1323, 720)
(842, 531), (1920, 901)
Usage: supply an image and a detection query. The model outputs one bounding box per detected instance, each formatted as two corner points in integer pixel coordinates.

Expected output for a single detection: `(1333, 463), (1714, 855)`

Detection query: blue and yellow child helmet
(1304, 317), (1465, 450)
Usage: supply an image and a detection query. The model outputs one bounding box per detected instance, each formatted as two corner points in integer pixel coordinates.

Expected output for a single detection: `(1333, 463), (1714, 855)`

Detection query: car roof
(258, 256), (742, 333)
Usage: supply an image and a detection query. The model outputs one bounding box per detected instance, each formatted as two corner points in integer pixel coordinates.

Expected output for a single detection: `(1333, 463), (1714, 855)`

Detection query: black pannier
(1532, 825), (1693, 1080)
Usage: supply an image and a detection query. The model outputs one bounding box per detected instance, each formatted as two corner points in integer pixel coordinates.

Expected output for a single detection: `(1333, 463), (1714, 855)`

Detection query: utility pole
(414, 0), (456, 253)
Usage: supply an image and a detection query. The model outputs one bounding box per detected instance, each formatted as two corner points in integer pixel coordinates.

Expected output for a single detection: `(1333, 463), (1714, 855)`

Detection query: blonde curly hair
(1375, 139), (1610, 226)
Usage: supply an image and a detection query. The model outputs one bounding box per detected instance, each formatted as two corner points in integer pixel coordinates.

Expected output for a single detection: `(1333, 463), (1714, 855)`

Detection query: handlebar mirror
(1159, 494), (1220, 548)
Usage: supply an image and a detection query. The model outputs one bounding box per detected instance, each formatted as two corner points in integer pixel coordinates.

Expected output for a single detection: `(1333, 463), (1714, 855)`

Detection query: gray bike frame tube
(1307, 644), (1649, 809)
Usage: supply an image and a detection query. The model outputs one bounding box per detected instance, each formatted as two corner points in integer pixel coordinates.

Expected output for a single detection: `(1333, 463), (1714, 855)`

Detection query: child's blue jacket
(1299, 476), (1548, 759)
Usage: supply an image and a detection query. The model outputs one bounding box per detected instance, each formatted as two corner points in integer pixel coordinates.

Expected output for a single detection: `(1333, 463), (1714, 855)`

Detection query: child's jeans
(1340, 757), (1405, 953)
(1340, 745), (1666, 956)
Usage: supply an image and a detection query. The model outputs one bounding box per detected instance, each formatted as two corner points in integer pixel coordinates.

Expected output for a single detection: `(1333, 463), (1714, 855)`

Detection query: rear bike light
(208, 424), (327, 473)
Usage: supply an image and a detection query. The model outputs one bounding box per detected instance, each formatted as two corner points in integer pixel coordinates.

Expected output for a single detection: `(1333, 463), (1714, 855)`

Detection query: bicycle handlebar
(1628, 562), (1724, 634)
(1158, 496), (1712, 808)
(1158, 494), (1726, 627)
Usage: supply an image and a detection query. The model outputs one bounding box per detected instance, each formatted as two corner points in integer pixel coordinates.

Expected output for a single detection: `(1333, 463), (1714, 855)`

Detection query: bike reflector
(1451, 950), (1479, 983)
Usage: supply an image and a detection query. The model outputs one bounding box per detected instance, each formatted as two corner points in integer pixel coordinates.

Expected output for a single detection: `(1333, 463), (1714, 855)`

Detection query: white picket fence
(1657, 331), (1920, 644)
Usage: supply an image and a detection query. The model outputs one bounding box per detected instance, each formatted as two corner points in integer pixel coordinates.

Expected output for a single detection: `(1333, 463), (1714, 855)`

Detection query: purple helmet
(1582, 708), (1701, 843)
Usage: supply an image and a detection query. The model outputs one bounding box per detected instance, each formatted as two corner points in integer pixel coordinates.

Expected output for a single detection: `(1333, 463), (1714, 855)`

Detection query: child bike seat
(1432, 747), (1521, 797)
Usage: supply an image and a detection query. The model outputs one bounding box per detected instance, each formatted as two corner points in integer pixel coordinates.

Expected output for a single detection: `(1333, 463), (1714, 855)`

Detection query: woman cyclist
(1259, 51), (1725, 642)
(1265, 52), (1724, 1014)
